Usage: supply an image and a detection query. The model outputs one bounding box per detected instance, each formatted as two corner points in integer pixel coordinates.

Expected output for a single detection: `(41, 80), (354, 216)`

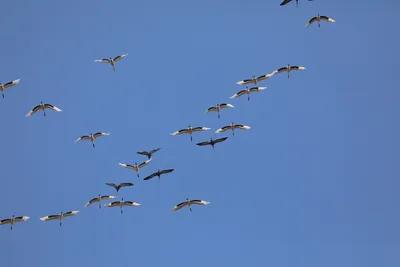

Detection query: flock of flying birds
(0, 0), (336, 230)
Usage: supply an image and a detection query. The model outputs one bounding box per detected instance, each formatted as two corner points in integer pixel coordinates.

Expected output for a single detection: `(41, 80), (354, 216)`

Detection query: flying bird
(39, 211), (79, 226)
(0, 215), (29, 230)
(236, 73), (275, 86)
(119, 158), (152, 178)
(280, 0), (313, 8)
(137, 148), (161, 159)
(104, 198), (141, 214)
(105, 182), (134, 194)
(171, 125), (211, 142)
(94, 54), (128, 71)
(215, 123), (251, 136)
(75, 132), (110, 148)
(143, 169), (174, 181)
(0, 78), (20, 98)
(170, 198), (210, 212)
(205, 103), (234, 119)
(84, 194), (116, 209)
(230, 87), (266, 101)
(306, 14), (336, 27)
(25, 101), (62, 117)
(196, 137), (228, 150)
(273, 64), (306, 78)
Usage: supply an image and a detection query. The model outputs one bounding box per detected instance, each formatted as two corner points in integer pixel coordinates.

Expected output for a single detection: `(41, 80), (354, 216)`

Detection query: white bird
(0, 215), (29, 230)
(0, 78), (20, 98)
(104, 198), (141, 214)
(171, 125), (211, 142)
(236, 72), (275, 86)
(84, 194), (116, 209)
(75, 132), (110, 148)
(215, 123), (251, 136)
(94, 54), (128, 71)
(205, 103), (234, 119)
(25, 101), (62, 117)
(273, 64), (306, 78)
(306, 14), (336, 27)
(119, 158), (152, 178)
(39, 211), (79, 226)
(230, 87), (266, 101)
(170, 198), (210, 212)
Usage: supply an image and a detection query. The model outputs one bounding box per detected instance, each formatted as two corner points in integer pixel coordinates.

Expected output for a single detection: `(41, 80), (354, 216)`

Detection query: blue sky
(1, 0), (399, 266)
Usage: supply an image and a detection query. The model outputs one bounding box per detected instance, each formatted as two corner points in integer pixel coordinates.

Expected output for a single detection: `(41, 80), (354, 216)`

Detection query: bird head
(98, 194), (101, 197)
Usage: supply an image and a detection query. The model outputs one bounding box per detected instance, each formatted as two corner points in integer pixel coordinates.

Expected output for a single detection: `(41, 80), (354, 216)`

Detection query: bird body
(205, 103), (234, 119)
(94, 54), (128, 71)
(104, 198), (141, 214)
(84, 194), (115, 209)
(25, 101), (62, 117)
(0, 215), (29, 230)
(170, 198), (210, 212)
(273, 64), (306, 78)
(230, 87), (266, 101)
(196, 137), (228, 150)
(236, 73), (275, 86)
(306, 14), (336, 27)
(0, 78), (20, 98)
(75, 132), (110, 148)
(137, 148), (161, 159)
(119, 158), (152, 178)
(143, 169), (174, 181)
(171, 125), (211, 142)
(215, 123), (251, 136)
(39, 211), (79, 226)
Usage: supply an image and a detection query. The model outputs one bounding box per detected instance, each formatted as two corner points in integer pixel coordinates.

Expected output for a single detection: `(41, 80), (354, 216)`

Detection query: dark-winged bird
(196, 137), (228, 150)
(137, 148), (161, 159)
(143, 169), (174, 181)
(105, 182), (134, 194)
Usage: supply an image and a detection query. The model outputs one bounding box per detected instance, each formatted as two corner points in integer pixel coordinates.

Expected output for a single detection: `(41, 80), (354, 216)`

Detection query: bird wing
(119, 182), (134, 188)
(25, 104), (42, 117)
(105, 201), (120, 207)
(0, 218), (12, 224)
(196, 141), (211, 146)
(75, 135), (90, 142)
(191, 200), (210, 206)
(84, 197), (99, 207)
(150, 148), (161, 154)
(306, 16), (318, 27)
(113, 54), (128, 62)
(94, 58), (111, 63)
(105, 183), (118, 189)
(119, 163), (135, 169)
(93, 132), (110, 139)
(138, 158), (152, 168)
(289, 66), (306, 71)
(44, 104), (62, 112)
(123, 201), (141, 207)
(233, 124), (251, 130)
(219, 103), (234, 109)
(63, 211), (79, 217)
(14, 216), (30, 222)
(192, 126), (211, 132)
(320, 16), (335, 23)
(170, 201), (188, 212)
(143, 172), (157, 180)
(205, 107), (217, 113)
(249, 87), (266, 93)
(171, 128), (189, 135)
(3, 78), (20, 89)
(40, 214), (61, 221)
(280, 0), (292, 5)
(101, 195), (116, 200)
(275, 67), (289, 74)
(215, 125), (231, 133)
(160, 169), (174, 175)
(230, 90), (246, 99)
(137, 151), (151, 157)
(236, 79), (253, 85)
(256, 73), (274, 81)
(214, 137), (228, 144)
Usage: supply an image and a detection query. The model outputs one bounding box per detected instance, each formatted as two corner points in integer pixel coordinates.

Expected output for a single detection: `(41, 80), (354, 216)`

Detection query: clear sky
(1, 0), (399, 266)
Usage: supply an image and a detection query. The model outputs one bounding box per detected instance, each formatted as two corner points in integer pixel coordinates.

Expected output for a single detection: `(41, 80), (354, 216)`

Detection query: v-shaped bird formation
(1, 1), (337, 230)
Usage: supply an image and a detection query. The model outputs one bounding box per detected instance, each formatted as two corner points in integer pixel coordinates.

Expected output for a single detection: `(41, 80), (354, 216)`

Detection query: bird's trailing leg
(189, 207), (192, 212)
(137, 172), (140, 178)
(2, 93), (4, 99)
(10, 225), (13, 230)
(99, 203), (101, 209)
(92, 143), (95, 148)
(120, 209), (123, 214)
(232, 131), (235, 136)
(218, 112), (220, 119)
(212, 144), (215, 151)
(43, 111), (47, 117)
(190, 134), (193, 142)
